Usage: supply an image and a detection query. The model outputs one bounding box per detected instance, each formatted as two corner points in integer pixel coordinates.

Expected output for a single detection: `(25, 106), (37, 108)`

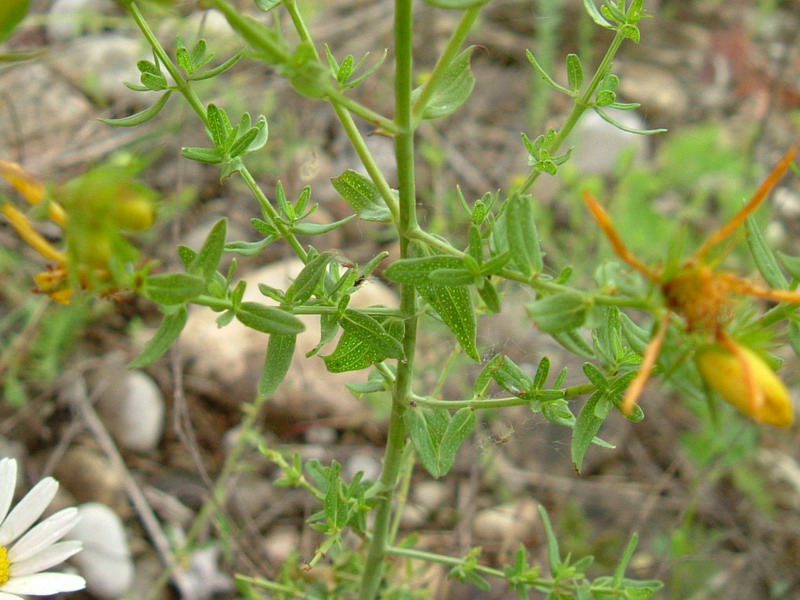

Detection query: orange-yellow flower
(695, 343), (793, 427)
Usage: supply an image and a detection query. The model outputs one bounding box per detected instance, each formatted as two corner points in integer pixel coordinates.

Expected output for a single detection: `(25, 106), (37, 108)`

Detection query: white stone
(47, 0), (119, 43)
(411, 480), (450, 512)
(344, 454), (381, 482)
(570, 109), (649, 177)
(107, 371), (165, 453)
(472, 499), (539, 544)
(69, 502), (134, 599)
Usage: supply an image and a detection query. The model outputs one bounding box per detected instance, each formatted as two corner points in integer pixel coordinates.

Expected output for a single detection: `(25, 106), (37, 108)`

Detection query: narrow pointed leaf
(746, 214), (789, 289)
(236, 302), (305, 335)
(331, 170), (392, 222)
(258, 334), (296, 396)
(403, 406), (450, 478)
(572, 391), (604, 473)
(128, 305), (188, 368)
(341, 310), (404, 359)
(189, 218), (227, 281)
(416, 46), (477, 120)
(527, 293), (588, 333)
(98, 92), (173, 127)
(384, 255), (466, 285)
(287, 251), (333, 304)
(419, 283), (479, 361)
(504, 194), (543, 277)
(143, 273), (206, 304)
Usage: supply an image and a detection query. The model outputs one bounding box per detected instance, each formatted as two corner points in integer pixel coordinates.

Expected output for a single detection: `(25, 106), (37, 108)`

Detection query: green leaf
(255, 0), (282, 11)
(236, 302), (305, 335)
(206, 103), (230, 149)
(258, 334), (296, 396)
(291, 215), (355, 236)
(582, 0), (612, 26)
(189, 218), (227, 281)
(98, 92), (173, 127)
(189, 52), (244, 81)
(566, 53), (583, 93)
(228, 126), (261, 158)
(287, 252), (333, 304)
(777, 251), (800, 281)
(504, 194), (543, 277)
(330, 170), (392, 222)
(419, 284), (480, 361)
(525, 50), (571, 95)
(572, 391), (604, 473)
(746, 214), (789, 289)
(487, 354), (533, 395)
(0, 0), (29, 42)
(537, 505), (561, 570)
(321, 310), (403, 373)
(416, 46), (477, 120)
(552, 329), (595, 358)
(421, 0), (488, 8)
(593, 107), (666, 135)
(143, 273), (206, 305)
(224, 238), (273, 256)
(180, 146), (223, 164)
(128, 305), (189, 368)
(341, 310), (404, 360)
(527, 293), (588, 333)
(321, 329), (380, 373)
(404, 406), (475, 478)
(477, 278), (501, 313)
(384, 255), (466, 285)
(176, 46), (192, 74)
(427, 268), (474, 285)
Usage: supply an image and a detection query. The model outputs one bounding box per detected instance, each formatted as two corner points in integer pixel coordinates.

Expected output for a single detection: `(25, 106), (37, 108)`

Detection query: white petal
(0, 459), (17, 528)
(0, 591), (24, 600)
(9, 508), (79, 563)
(0, 479), (57, 547)
(0, 572), (86, 594)
(9, 541), (83, 577)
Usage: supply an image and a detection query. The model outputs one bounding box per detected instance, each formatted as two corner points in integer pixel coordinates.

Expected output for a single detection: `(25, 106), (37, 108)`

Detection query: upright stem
(358, 1), (417, 598)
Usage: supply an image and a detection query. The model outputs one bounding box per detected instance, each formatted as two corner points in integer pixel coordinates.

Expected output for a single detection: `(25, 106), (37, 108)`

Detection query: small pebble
(344, 454), (381, 482)
(69, 502), (134, 599)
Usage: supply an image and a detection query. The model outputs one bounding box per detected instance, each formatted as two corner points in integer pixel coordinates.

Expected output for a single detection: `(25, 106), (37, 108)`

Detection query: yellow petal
(0, 160), (67, 226)
(1, 202), (67, 264)
(695, 344), (794, 427)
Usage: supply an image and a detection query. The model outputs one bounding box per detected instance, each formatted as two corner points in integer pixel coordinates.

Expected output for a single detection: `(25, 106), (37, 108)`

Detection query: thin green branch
(411, 381), (595, 410)
(515, 28), (627, 196)
(411, 5), (482, 122)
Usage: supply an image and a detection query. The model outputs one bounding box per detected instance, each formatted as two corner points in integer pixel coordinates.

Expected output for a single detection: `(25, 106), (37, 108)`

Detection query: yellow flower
(695, 342), (794, 427)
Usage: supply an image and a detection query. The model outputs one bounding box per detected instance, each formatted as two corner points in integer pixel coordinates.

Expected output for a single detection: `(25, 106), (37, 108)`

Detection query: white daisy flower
(0, 458), (85, 600)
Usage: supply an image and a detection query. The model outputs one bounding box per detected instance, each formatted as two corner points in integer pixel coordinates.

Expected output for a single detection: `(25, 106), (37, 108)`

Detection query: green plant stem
(411, 5), (482, 122)
(282, 0), (317, 55)
(358, 1), (417, 598)
(281, 0), (400, 215)
(331, 103), (400, 221)
(386, 545), (506, 579)
(235, 574), (316, 599)
(327, 89), (402, 136)
(126, 1), (208, 124)
(411, 381), (596, 410)
(238, 167), (308, 261)
(515, 28), (627, 196)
